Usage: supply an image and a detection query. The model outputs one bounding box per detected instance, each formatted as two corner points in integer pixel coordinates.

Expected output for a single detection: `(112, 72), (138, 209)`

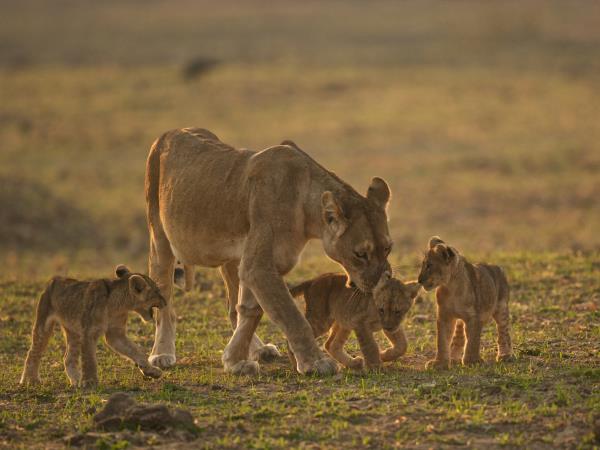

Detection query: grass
(1, 0), (599, 448)
(1, 252), (599, 448)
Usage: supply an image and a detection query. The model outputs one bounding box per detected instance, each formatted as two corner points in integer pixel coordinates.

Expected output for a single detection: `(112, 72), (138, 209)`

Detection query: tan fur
(288, 272), (420, 370)
(145, 128), (393, 375)
(20, 265), (167, 387)
(418, 237), (514, 369)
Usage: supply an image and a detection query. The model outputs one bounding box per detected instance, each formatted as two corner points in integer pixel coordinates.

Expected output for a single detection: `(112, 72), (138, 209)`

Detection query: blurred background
(1, 0), (599, 279)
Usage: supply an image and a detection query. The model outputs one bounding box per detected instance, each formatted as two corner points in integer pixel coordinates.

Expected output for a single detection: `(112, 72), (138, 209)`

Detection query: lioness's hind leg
(63, 329), (82, 386)
(220, 260), (281, 362)
(450, 320), (466, 363)
(148, 231), (176, 369)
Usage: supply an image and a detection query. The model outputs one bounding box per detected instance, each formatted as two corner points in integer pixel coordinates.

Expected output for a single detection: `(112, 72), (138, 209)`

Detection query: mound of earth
(64, 392), (199, 447)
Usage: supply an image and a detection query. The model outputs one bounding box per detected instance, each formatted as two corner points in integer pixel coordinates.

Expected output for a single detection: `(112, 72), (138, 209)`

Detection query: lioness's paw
(81, 379), (99, 389)
(425, 359), (450, 370)
(347, 356), (365, 370)
(141, 365), (163, 379)
(497, 353), (516, 363)
(300, 356), (339, 376)
(462, 356), (484, 366)
(149, 354), (176, 369)
(252, 343), (282, 363)
(225, 360), (260, 376)
(19, 375), (41, 385)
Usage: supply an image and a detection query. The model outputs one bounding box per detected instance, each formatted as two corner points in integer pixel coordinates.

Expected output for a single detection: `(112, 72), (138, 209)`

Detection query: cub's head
(417, 237), (459, 291)
(321, 177), (393, 293)
(115, 265), (167, 322)
(372, 272), (420, 333)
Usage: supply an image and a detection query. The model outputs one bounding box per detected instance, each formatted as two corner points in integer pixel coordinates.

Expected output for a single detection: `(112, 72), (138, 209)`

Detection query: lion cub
(418, 237), (514, 369)
(288, 272), (420, 370)
(20, 265), (166, 387)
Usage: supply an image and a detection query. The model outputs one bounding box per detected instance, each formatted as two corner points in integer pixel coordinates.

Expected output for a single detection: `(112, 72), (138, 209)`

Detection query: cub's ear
(428, 236), (445, 249)
(434, 243), (455, 262)
(405, 281), (421, 299)
(115, 265), (131, 278)
(281, 139), (300, 149)
(322, 191), (347, 236)
(367, 177), (391, 210)
(129, 274), (148, 295)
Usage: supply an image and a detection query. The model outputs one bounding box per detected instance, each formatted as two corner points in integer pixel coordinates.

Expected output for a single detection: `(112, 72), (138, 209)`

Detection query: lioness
(146, 128), (393, 375)
(418, 237), (514, 369)
(288, 272), (420, 370)
(20, 265), (166, 387)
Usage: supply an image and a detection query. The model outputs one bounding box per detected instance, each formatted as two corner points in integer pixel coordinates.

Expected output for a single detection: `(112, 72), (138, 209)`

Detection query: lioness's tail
(145, 133), (167, 233)
(20, 280), (56, 384)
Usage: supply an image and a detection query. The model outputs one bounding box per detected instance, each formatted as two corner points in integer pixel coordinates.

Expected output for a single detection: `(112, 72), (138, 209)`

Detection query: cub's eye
(354, 251), (368, 260)
(395, 310), (403, 316)
(378, 308), (385, 315)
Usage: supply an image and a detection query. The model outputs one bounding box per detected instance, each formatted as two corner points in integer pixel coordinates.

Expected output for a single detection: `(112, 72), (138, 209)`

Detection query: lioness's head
(372, 272), (420, 332)
(115, 265), (167, 322)
(321, 177), (393, 293)
(417, 237), (459, 291)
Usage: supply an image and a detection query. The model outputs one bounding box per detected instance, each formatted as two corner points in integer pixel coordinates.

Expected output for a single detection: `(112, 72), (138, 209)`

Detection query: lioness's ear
(322, 191), (347, 236)
(115, 265), (130, 278)
(429, 236), (445, 249)
(367, 177), (391, 210)
(129, 274), (148, 295)
(405, 281), (421, 299)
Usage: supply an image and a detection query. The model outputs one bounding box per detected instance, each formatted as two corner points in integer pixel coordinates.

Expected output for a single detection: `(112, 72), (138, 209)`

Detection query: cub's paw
(140, 365), (163, 379)
(497, 353), (516, 363)
(252, 343), (282, 363)
(462, 356), (484, 366)
(149, 354), (176, 369)
(380, 349), (402, 362)
(346, 356), (365, 370)
(300, 356), (339, 376)
(425, 359), (450, 370)
(225, 360), (260, 376)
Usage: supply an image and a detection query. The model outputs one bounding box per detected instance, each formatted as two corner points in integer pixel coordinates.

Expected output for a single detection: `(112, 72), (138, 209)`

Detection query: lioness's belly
(159, 133), (253, 267)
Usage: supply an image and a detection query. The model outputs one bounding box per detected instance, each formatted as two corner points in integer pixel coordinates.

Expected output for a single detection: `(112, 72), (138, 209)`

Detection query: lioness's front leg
(381, 327), (408, 362)
(105, 327), (162, 379)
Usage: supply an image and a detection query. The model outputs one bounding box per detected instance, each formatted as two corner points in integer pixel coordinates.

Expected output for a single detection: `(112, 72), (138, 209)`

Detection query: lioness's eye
(354, 251), (367, 260)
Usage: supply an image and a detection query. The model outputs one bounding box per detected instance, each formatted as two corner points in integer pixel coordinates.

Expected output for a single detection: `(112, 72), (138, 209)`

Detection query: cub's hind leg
(20, 286), (55, 385)
(63, 329), (82, 386)
(493, 298), (514, 362)
(450, 320), (466, 364)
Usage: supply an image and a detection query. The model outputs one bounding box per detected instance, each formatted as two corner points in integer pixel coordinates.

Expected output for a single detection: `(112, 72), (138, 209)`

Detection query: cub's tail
(287, 280), (313, 298)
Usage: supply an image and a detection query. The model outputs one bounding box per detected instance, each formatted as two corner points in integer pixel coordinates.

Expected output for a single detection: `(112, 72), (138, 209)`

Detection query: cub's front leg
(105, 327), (162, 379)
(81, 331), (101, 388)
(324, 324), (363, 370)
(380, 327), (408, 362)
(462, 317), (484, 366)
(354, 327), (382, 370)
(426, 317), (456, 370)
